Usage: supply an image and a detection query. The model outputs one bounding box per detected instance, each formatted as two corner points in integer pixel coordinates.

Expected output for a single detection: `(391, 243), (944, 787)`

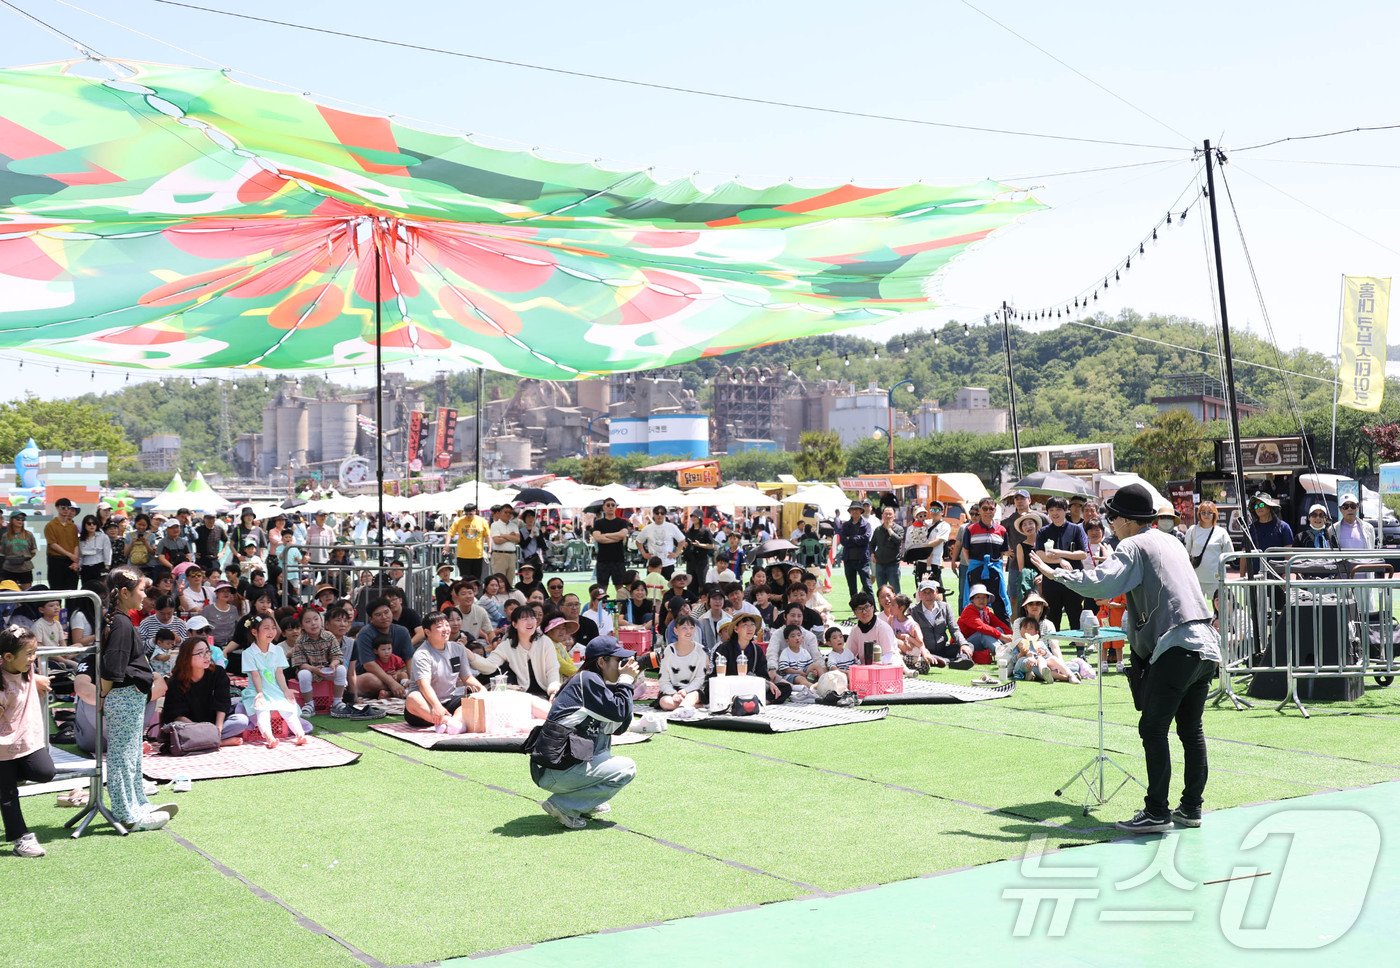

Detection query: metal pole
(1001, 301), (1022, 475)
(374, 237), (385, 553)
(1203, 141), (1252, 532)
(474, 366), (483, 507)
(887, 400), (895, 473)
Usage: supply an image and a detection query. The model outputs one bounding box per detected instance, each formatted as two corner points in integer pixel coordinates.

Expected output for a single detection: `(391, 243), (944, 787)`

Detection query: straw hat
(717, 613), (760, 639)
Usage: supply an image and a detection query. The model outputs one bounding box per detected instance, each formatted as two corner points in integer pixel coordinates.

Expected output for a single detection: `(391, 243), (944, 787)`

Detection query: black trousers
(47, 557), (78, 590)
(1137, 647), (1217, 816)
(0, 746), (56, 840)
(1042, 578), (1090, 630)
(844, 560), (872, 600)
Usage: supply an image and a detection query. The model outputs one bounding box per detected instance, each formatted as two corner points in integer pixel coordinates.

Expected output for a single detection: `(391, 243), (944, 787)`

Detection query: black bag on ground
(163, 721), (219, 756)
(728, 695), (761, 716)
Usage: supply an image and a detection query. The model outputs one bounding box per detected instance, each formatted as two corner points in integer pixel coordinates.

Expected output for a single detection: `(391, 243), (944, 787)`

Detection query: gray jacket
(1051, 527), (1220, 664)
(910, 600), (968, 659)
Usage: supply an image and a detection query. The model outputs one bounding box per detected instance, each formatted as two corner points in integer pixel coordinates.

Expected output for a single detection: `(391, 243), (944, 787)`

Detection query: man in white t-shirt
(489, 505), (520, 586)
(637, 505), (687, 580)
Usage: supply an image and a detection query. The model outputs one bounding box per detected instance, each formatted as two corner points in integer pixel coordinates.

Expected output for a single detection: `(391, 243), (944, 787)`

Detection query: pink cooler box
(616, 627), (653, 656)
(848, 663), (903, 698)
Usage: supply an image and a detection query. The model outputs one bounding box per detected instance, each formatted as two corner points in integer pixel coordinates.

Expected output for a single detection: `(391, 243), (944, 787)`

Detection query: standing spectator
(1294, 504), (1338, 550)
(1332, 495), (1376, 550)
(193, 512), (225, 574)
(870, 506), (905, 594)
(961, 498), (1012, 620)
(229, 508), (265, 570)
(104, 520), (128, 571)
(77, 514), (112, 585)
(903, 503), (951, 587)
(446, 504), (490, 581)
(100, 566), (175, 830)
(125, 514), (156, 574)
(517, 509), (546, 577)
(2, 510), (37, 590)
(1035, 497), (1093, 630)
(489, 506), (521, 587)
(637, 506), (687, 580)
(1184, 501), (1235, 610)
(154, 520), (192, 571)
(1000, 490), (1043, 614)
(682, 514), (715, 592)
(1245, 494), (1294, 576)
(0, 626), (55, 856)
(591, 499), (633, 597)
(305, 511), (332, 578)
(44, 497), (80, 590)
(837, 502), (873, 599)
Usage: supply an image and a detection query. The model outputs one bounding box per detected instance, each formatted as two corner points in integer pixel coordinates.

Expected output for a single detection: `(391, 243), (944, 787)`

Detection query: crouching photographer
(526, 636), (638, 830)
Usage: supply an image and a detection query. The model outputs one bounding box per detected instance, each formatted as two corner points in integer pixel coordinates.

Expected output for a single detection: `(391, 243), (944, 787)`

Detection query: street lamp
(887, 379), (914, 473)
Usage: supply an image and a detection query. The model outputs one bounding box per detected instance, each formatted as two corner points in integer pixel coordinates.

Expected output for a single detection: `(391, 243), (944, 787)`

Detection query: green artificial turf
(9, 586), (1399, 968)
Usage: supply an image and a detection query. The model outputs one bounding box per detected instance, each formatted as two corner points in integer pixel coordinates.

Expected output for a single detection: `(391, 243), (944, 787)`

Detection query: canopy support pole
(1001, 300), (1022, 477)
(475, 367), (483, 507)
(374, 240), (385, 557)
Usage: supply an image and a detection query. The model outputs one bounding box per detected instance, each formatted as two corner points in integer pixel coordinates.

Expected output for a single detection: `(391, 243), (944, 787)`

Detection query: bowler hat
(1103, 483), (1158, 522)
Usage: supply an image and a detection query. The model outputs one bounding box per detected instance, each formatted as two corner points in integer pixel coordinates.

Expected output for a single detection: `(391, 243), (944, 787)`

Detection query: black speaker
(1248, 596), (1363, 701)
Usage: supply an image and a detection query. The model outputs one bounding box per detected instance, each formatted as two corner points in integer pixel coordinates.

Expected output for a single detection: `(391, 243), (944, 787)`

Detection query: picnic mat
(859, 680), (1016, 705)
(141, 735), (360, 782)
(661, 704), (887, 733)
(368, 721), (652, 752)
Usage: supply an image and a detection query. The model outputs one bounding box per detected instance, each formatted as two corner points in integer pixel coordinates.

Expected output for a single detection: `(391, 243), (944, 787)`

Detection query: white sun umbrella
(545, 479), (602, 509)
(592, 482), (647, 509)
(710, 484), (781, 508)
(641, 485), (690, 508)
(784, 484), (851, 519)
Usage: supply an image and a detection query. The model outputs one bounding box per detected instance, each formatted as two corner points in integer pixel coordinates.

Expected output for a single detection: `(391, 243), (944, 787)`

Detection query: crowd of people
(2, 477), (1360, 843)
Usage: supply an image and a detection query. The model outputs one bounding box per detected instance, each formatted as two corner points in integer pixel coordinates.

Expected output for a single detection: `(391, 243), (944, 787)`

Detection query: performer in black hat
(1029, 483), (1221, 833)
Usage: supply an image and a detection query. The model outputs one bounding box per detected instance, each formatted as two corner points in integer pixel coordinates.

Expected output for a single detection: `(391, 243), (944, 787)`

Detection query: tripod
(1051, 629), (1144, 816)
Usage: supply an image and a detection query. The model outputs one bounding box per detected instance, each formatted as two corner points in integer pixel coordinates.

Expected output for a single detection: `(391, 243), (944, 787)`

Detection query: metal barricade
(264, 542), (445, 616)
(1214, 549), (1400, 717)
(0, 587), (119, 837)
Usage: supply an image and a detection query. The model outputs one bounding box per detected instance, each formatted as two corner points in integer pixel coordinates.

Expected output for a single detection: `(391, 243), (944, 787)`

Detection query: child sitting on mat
(290, 607), (347, 718)
(240, 614), (308, 748)
(823, 627), (859, 672)
(356, 636), (409, 699)
(775, 624), (818, 687)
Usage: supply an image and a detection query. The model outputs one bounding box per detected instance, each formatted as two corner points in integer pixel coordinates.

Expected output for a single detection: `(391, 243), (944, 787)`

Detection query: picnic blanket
(859, 680), (1016, 705)
(368, 721), (652, 752)
(660, 704), (887, 733)
(141, 735), (359, 781)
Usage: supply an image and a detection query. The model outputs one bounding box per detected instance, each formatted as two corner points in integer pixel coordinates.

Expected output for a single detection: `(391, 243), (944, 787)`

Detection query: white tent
(710, 484), (780, 508)
(1093, 473), (1169, 511)
(784, 484), (850, 519)
(143, 471), (189, 512)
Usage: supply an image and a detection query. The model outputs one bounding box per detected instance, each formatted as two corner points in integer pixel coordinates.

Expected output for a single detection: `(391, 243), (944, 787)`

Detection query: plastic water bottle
(715, 652), (728, 677)
(997, 647), (1009, 684)
(1078, 609), (1099, 660)
(736, 650), (749, 677)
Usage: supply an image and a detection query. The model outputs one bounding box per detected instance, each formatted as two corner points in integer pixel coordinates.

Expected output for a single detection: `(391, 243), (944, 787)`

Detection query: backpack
(128, 537), (150, 566)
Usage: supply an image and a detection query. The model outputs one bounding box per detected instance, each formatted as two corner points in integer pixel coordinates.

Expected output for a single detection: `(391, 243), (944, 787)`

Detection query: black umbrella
(753, 538), (798, 559)
(1007, 471), (1093, 499)
(280, 498), (307, 509)
(514, 487), (561, 505)
(584, 499), (606, 515)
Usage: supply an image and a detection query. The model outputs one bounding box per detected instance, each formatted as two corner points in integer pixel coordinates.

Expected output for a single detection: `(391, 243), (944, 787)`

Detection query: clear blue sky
(3, 0), (1399, 400)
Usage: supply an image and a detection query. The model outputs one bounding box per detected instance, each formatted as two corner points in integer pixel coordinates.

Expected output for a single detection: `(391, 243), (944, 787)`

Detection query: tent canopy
(0, 61), (1041, 378)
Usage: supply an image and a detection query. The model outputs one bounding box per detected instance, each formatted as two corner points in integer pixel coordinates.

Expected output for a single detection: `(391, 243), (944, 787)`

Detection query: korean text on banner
(1338, 276), (1391, 412)
(406, 409), (427, 472)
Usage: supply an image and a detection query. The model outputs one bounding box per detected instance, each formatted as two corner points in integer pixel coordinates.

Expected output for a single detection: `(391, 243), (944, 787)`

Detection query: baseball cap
(185, 615), (212, 632)
(584, 636), (636, 660)
(1340, 495), (1359, 507)
(54, 497), (74, 508)
(8, 509), (26, 520)
(917, 579), (943, 593)
(1013, 489), (1031, 499)
(1307, 504), (1329, 516)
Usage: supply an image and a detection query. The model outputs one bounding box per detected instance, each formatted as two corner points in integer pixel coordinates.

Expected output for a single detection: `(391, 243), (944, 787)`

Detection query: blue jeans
(967, 632), (1001, 656)
(874, 561), (902, 594)
(534, 752), (636, 817)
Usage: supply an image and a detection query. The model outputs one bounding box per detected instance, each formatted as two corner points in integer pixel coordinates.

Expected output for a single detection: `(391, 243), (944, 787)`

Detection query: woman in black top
(162, 637), (248, 745)
(618, 580), (654, 630)
(101, 565), (176, 830)
(711, 613), (787, 703)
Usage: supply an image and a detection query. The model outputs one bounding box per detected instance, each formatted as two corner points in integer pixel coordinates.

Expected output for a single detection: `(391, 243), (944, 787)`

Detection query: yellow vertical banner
(1338, 276), (1391, 412)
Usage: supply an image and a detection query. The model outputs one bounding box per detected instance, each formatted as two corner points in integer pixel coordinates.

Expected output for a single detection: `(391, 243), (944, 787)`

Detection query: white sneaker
(1115, 661), (1126, 674)
(583, 802), (612, 817)
(132, 811), (171, 832)
(149, 802), (179, 819)
(172, 776), (192, 794)
(541, 800), (587, 830)
(12, 833), (45, 857)
(301, 701), (316, 718)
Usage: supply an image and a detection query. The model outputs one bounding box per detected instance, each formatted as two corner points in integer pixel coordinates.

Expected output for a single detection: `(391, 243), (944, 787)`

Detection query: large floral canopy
(0, 60), (1041, 377)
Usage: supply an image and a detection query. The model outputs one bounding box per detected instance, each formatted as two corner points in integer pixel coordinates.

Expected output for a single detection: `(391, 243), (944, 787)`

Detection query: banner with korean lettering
(406, 409), (426, 472)
(433, 407), (458, 470)
(1338, 276), (1391, 412)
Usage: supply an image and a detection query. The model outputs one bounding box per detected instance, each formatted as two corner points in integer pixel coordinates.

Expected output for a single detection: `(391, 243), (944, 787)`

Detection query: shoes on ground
(132, 811), (171, 832)
(300, 701), (316, 718)
(583, 802), (612, 817)
(542, 800), (587, 830)
(12, 833), (45, 858)
(1115, 809), (1173, 834)
(1171, 805), (1203, 828)
(949, 656), (975, 671)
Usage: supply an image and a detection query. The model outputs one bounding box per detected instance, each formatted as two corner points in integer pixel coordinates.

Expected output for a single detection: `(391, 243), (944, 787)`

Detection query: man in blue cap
(527, 636), (640, 829)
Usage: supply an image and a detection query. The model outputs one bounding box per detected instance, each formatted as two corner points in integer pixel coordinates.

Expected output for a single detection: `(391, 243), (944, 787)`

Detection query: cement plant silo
(648, 414), (710, 458)
(319, 401), (359, 464)
(305, 402), (324, 463)
(608, 417), (649, 456)
(276, 405), (309, 467)
(261, 404), (278, 475)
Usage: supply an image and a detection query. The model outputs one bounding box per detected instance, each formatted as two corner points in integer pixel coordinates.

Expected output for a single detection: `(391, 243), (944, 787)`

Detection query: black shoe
(949, 656), (975, 671)
(1115, 810), (1173, 834)
(1171, 806), (1202, 828)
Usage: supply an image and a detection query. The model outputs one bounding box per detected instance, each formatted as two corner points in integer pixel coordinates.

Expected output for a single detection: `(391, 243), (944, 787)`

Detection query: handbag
(1188, 527), (1215, 570)
(163, 720), (220, 756)
(728, 695), (761, 716)
(525, 719), (596, 770)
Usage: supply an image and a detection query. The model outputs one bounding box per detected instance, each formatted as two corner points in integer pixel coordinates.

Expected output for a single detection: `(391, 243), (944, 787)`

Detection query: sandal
(56, 788), (89, 808)
(972, 674), (999, 686)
